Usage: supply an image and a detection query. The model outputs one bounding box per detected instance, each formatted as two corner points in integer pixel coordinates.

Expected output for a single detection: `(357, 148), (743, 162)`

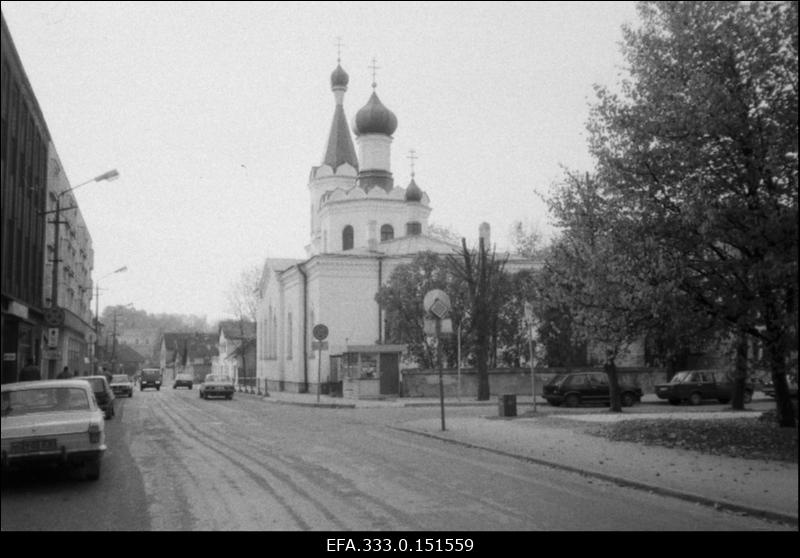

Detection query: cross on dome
(368, 57), (380, 89)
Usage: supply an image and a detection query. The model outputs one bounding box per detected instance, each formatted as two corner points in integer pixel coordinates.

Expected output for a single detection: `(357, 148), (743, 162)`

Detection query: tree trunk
(476, 328), (490, 400)
(730, 332), (748, 410)
(764, 320), (798, 428)
(604, 352), (622, 412)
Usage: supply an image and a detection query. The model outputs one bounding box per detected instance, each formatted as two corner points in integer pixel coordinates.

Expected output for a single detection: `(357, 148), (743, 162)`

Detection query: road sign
(44, 306), (65, 327)
(47, 328), (59, 348)
(312, 323), (329, 341)
(423, 289), (451, 318)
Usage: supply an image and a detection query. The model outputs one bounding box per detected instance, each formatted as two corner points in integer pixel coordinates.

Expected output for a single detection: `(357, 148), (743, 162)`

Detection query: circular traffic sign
(312, 323), (329, 341)
(44, 306), (65, 327)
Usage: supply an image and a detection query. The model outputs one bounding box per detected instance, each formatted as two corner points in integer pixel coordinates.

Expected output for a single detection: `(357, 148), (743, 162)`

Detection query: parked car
(199, 374), (235, 400)
(82, 376), (116, 419)
(543, 371), (642, 407)
(1, 380), (106, 480)
(173, 373), (194, 390)
(140, 368), (163, 391)
(654, 369), (753, 405)
(762, 374), (798, 399)
(109, 374), (134, 398)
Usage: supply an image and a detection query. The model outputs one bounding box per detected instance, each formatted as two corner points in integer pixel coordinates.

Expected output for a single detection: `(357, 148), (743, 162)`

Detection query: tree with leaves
(225, 265), (261, 390)
(376, 252), (466, 368)
(585, 1), (797, 425)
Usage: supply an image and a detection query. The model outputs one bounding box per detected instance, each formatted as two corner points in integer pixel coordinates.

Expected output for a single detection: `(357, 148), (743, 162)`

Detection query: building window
(406, 221), (421, 236)
(342, 225), (354, 250)
(380, 224), (394, 242)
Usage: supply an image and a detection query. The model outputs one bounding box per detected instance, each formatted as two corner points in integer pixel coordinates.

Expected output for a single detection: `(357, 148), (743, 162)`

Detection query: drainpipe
(377, 257), (384, 343)
(297, 263), (309, 392)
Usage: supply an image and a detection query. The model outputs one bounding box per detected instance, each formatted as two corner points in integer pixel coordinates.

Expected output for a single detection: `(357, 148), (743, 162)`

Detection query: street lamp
(93, 266), (128, 374)
(44, 169), (119, 379)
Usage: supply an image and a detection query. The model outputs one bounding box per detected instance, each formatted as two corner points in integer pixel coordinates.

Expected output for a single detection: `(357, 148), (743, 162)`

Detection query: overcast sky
(2, 1), (639, 322)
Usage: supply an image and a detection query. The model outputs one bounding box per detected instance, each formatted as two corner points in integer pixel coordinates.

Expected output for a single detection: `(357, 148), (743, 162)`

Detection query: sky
(2, 1), (639, 323)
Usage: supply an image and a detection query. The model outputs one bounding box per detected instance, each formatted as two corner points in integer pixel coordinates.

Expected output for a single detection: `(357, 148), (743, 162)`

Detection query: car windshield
(549, 374), (568, 387)
(205, 375), (231, 383)
(85, 378), (107, 391)
(177, 375), (192, 380)
(112, 375), (129, 383)
(669, 372), (692, 384)
(2, 387), (90, 417)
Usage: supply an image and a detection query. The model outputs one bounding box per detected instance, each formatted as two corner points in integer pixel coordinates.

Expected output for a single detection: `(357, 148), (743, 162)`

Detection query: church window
(342, 225), (354, 250)
(380, 224), (394, 242)
(406, 221), (422, 236)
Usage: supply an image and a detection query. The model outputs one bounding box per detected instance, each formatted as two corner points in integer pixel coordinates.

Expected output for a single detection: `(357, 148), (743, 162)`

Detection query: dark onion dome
(353, 91), (398, 136)
(405, 178), (423, 202)
(331, 64), (349, 89)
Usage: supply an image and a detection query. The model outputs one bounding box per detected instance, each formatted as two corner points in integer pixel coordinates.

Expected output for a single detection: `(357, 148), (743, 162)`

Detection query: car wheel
(156, 386), (160, 391)
(565, 394), (580, 408)
(546, 400), (561, 407)
(668, 398), (681, 405)
(84, 457), (101, 481)
(689, 392), (703, 406)
(744, 391), (752, 404)
(621, 392), (636, 407)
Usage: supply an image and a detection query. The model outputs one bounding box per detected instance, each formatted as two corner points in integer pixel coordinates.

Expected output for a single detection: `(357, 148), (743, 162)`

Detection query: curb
(390, 426), (799, 528)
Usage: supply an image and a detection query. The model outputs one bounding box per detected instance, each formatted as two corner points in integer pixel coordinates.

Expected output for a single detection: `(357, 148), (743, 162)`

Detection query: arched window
(342, 225), (354, 250)
(406, 221), (422, 236)
(380, 224), (394, 242)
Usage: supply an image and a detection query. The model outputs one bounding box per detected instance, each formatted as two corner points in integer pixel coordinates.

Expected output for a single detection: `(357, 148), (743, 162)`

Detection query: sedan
(199, 374), (235, 400)
(1, 380), (106, 480)
(654, 369), (753, 405)
(82, 376), (116, 419)
(109, 374), (134, 398)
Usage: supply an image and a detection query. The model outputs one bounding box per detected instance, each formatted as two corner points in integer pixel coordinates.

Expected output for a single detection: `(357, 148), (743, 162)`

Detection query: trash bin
(498, 394), (517, 417)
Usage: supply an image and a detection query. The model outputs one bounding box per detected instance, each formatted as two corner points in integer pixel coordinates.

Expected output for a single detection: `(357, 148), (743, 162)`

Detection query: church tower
(307, 57), (360, 256)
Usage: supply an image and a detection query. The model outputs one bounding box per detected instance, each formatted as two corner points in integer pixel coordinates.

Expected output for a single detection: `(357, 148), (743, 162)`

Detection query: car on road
(762, 373), (798, 399)
(173, 373), (194, 390)
(140, 368), (163, 391)
(543, 371), (643, 407)
(109, 374), (134, 398)
(82, 376), (116, 419)
(654, 369), (753, 405)
(1, 380), (106, 480)
(199, 374), (235, 400)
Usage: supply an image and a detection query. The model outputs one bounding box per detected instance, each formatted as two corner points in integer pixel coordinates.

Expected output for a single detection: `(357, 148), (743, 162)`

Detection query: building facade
(1, 14), (51, 383)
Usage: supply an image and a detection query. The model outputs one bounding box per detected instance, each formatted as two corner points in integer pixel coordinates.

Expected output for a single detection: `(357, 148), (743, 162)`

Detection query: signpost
(424, 289), (451, 431)
(312, 324), (329, 404)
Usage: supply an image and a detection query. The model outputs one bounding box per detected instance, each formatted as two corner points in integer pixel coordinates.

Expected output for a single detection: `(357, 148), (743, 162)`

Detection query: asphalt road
(1, 387), (790, 531)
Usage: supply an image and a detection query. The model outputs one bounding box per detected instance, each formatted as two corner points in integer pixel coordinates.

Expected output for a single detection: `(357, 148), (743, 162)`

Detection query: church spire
(322, 45), (358, 171)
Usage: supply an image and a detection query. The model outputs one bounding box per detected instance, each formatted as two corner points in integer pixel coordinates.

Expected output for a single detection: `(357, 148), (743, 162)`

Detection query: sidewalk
(241, 389), (798, 526)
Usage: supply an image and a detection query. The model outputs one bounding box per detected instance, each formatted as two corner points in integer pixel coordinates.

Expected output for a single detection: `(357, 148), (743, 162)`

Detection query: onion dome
(353, 91), (398, 136)
(405, 178), (423, 202)
(331, 64), (349, 89)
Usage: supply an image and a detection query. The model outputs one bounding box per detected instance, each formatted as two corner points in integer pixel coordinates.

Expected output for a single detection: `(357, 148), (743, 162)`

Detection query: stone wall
(400, 367), (669, 398)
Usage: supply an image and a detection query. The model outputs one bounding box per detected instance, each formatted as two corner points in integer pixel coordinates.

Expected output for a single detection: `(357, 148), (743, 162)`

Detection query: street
(1, 387), (791, 531)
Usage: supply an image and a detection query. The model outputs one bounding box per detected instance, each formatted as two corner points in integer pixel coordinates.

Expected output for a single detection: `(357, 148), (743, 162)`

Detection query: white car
(1, 380), (107, 480)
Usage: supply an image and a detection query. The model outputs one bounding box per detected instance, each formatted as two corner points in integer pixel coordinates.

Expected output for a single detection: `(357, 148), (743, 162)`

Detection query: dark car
(173, 373), (193, 390)
(82, 375), (116, 419)
(654, 369), (753, 405)
(762, 374), (798, 399)
(140, 368), (163, 391)
(543, 371), (642, 407)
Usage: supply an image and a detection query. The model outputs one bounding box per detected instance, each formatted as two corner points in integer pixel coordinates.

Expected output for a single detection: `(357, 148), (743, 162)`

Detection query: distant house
(111, 344), (147, 377)
(158, 332), (218, 382)
(213, 320), (256, 386)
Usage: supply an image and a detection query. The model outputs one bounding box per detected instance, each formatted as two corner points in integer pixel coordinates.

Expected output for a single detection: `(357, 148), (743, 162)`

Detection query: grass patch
(588, 416), (798, 463)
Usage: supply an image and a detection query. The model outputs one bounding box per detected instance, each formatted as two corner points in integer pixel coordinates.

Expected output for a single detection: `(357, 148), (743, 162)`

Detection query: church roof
(353, 91), (397, 136)
(218, 320), (256, 340)
(323, 103), (359, 170)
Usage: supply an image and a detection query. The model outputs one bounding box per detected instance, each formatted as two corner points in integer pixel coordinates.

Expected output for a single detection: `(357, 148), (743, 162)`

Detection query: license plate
(10, 438), (58, 454)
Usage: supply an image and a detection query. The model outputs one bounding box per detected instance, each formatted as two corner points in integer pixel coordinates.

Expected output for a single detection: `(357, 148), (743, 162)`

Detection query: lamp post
(93, 266), (128, 374)
(45, 169), (119, 379)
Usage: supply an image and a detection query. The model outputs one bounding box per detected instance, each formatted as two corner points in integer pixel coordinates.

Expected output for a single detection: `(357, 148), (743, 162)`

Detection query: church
(255, 57), (530, 397)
